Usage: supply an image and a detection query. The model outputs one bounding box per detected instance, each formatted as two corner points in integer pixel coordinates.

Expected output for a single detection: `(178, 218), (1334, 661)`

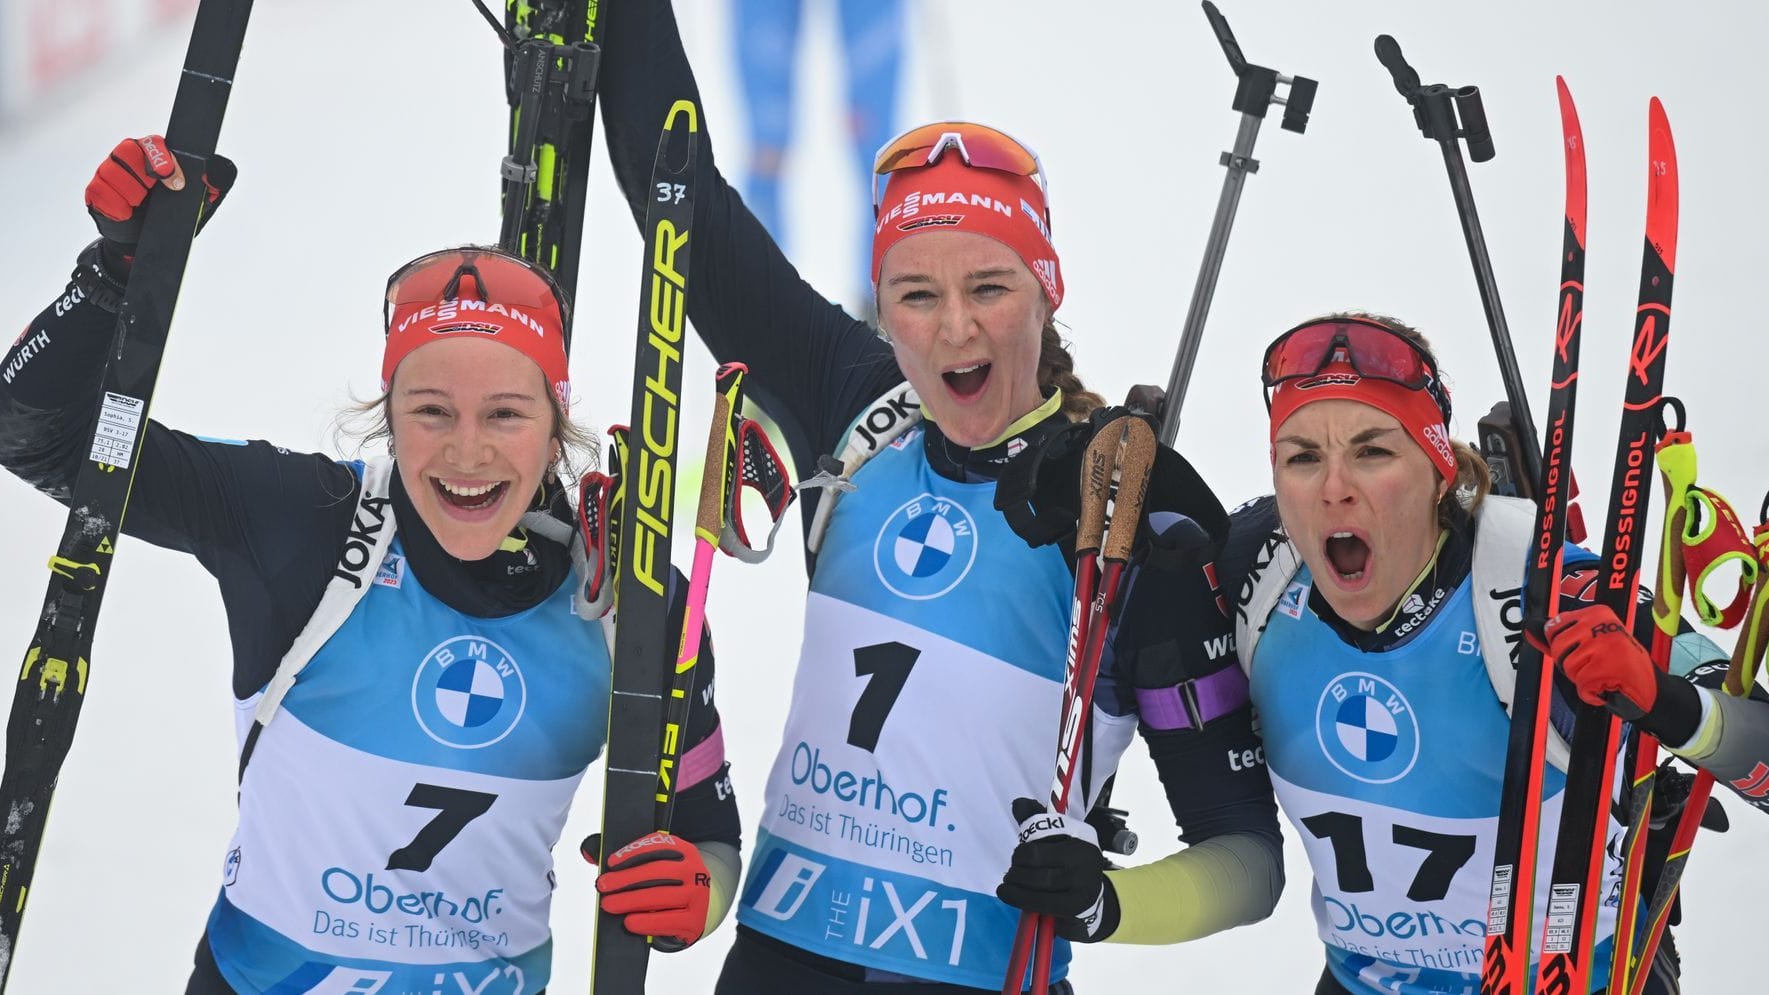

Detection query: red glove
(1545, 604), (1656, 719)
(85, 136), (236, 267)
(584, 831), (710, 951)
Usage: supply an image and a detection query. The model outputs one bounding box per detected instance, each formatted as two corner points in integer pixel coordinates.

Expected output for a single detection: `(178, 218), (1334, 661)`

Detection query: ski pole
(1477, 78), (1588, 995)
(1607, 411), (1697, 994)
(1623, 486), (1768, 995)
(1372, 34), (1541, 493)
(1002, 415), (1157, 994)
(1158, 0), (1316, 447)
(656, 362), (793, 831)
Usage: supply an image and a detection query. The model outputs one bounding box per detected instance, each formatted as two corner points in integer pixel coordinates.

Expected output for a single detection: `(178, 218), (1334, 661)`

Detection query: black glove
(84, 135), (236, 276)
(996, 797), (1120, 943)
(995, 405), (1227, 574)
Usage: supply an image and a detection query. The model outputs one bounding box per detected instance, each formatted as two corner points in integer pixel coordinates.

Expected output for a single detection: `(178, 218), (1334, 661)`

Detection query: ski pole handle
(1101, 419), (1156, 564)
(1374, 34), (1421, 99)
(696, 363), (747, 542)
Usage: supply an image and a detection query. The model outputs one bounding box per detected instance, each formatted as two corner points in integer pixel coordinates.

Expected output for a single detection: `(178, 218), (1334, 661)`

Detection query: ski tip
(1556, 77), (1587, 246)
(1646, 97), (1678, 273)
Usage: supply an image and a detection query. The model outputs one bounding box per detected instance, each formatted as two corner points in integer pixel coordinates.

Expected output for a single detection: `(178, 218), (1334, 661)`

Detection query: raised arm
(597, 0), (903, 467)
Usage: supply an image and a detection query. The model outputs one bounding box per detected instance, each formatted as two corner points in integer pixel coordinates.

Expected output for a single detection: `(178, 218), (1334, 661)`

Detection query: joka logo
(410, 636), (528, 749)
(873, 493), (978, 600)
(1315, 672), (1420, 784)
(1277, 579), (1310, 619)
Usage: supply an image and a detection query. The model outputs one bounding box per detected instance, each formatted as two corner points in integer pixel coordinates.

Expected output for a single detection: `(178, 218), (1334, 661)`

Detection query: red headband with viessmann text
(382, 280), (571, 413)
(871, 156), (1064, 310)
(1268, 362), (1457, 481)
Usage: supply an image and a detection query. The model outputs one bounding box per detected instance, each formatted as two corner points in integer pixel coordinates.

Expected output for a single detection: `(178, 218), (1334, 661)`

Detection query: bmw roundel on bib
(873, 493), (978, 600)
(1315, 671), (1420, 784)
(411, 635), (529, 749)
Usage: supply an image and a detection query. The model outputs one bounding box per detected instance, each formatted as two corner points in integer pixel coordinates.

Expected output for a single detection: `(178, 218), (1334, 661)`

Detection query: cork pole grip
(1102, 417), (1157, 563)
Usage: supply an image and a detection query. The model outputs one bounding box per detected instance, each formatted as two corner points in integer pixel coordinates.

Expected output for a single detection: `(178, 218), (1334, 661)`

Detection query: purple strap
(1135, 667), (1251, 731)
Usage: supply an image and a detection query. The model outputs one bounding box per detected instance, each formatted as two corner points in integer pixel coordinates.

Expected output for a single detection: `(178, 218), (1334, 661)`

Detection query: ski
(1533, 97), (1678, 995)
(589, 98), (699, 995)
(1477, 76), (1588, 995)
(0, 2), (254, 987)
(470, 0), (605, 313)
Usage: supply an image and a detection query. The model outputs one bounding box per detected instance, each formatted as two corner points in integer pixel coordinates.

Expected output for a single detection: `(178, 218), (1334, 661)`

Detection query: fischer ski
(589, 99), (699, 994)
(1477, 76), (1588, 995)
(1532, 97), (1678, 995)
(1001, 415), (1158, 994)
(0, 1), (254, 987)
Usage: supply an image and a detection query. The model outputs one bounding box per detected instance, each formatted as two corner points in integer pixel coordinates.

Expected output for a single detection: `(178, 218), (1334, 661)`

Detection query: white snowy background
(1, 0), (1766, 991)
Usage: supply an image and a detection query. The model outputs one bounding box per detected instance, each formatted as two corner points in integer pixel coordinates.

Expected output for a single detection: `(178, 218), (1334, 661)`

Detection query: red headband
(382, 279), (571, 413)
(871, 156), (1063, 310)
(1268, 363), (1457, 481)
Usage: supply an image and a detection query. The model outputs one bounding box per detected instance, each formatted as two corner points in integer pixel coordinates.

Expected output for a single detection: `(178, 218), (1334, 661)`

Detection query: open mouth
(942, 362), (992, 400)
(432, 478), (508, 513)
(1324, 530), (1371, 583)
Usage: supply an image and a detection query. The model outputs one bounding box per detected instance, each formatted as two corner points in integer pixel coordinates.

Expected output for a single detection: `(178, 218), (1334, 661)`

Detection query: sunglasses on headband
(384, 247), (573, 348)
(871, 121), (1050, 225)
(1261, 317), (1452, 422)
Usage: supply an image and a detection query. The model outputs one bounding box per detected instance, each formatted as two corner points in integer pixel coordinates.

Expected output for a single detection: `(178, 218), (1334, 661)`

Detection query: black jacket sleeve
(597, 0), (904, 471)
(0, 276), (359, 699)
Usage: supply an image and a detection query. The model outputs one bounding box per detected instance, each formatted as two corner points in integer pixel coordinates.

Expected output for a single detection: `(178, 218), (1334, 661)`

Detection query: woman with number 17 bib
(595, 0), (1285, 990)
(1126, 313), (1769, 994)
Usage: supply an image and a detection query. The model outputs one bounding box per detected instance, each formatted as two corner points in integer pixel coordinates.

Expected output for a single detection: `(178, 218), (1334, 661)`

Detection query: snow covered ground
(0, 0), (1765, 990)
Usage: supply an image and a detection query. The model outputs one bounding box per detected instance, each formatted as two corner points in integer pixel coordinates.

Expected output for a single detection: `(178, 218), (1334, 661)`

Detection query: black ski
(1478, 77), (1588, 995)
(0, 1), (254, 987)
(471, 0), (606, 315)
(590, 98), (700, 995)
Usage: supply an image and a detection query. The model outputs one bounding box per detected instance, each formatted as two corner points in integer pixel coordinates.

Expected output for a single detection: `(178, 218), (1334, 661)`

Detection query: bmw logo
(411, 636), (528, 749)
(873, 493), (979, 600)
(1315, 672), (1420, 784)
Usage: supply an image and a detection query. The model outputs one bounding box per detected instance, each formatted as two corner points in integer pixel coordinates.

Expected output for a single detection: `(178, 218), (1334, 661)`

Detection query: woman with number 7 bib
(594, 1), (1285, 990)
(0, 137), (743, 992)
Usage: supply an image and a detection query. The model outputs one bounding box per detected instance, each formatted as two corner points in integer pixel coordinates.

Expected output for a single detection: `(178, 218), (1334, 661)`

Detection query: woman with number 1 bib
(595, 1), (1284, 991)
(0, 138), (741, 992)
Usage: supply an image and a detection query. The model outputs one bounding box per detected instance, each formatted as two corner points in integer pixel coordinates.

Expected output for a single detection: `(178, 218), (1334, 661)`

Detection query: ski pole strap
(697, 363), (749, 545)
(724, 413), (794, 564)
(1678, 484), (1758, 629)
(1725, 508), (1769, 697)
